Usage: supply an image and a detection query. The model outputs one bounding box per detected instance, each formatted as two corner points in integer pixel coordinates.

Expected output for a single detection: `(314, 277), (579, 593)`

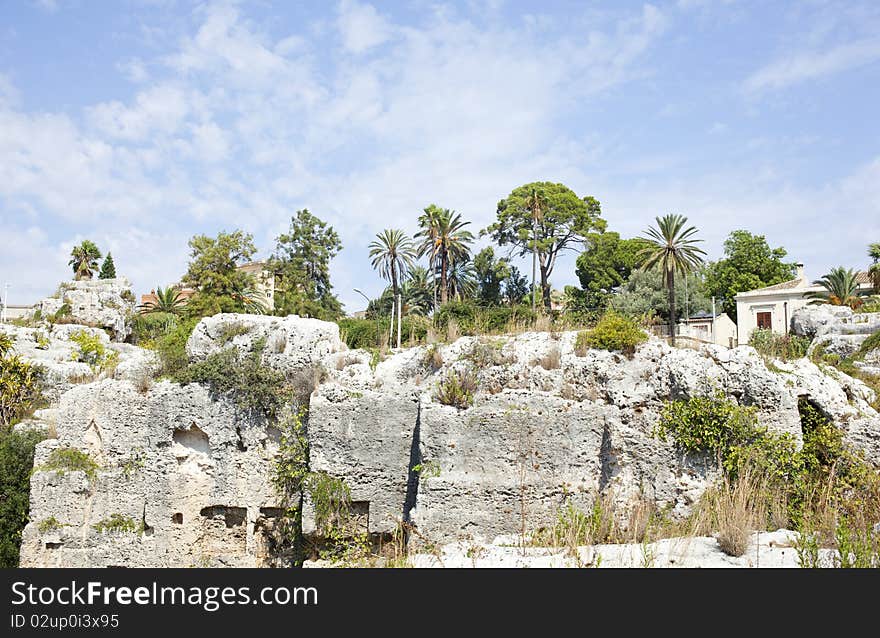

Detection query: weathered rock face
(19, 381), (283, 568)
(1, 324), (158, 404)
(34, 278), (136, 341)
(791, 305), (880, 357)
(18, 314), (880, 566)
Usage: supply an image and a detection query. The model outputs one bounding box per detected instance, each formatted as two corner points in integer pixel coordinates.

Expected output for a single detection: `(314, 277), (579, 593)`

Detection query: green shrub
(338, 316), (429, 349)
(434, 368), (478, 409)
(131, 312), (179, 346)
(435, 301), (535, 336)
(576, 311), (647, 355)
(92, 513), (141, 534)
(174, 341), (308, 419)
(69, 330), (116, 371)
(0, 353), (45, 429)
(154, 317), (199, 378)
(748, 329), (811, 361)
(0, 429), (45, 566)
(38, 447), (99, 479)
(0, 333), (12, 357)
(38, 516), (62, 533)
(218, 322), (251, 344)
(858, 330), (880, 356)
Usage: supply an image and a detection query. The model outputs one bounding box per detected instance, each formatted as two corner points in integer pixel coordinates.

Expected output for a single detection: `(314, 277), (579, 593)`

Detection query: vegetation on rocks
(575, 310), (647, 356)
(748, 329), (811, 361)
(38, 447), (100, 480)
(0, 429), (45, 567)
(434, 368), (478, 409)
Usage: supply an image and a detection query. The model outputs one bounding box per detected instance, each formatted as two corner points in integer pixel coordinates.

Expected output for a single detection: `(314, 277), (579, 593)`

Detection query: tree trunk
(540, 263), (552, 312)
(667, 268), (676, 347)
(391, 261), (399, 348)
(531, 218), (537, 316)
(440, 249), (448, 305)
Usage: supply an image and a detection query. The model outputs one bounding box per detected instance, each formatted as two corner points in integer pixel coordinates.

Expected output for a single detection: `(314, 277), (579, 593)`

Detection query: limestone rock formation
(791, 305), (880, 358)
(16, 313), (880, 567)
(34, 278), (136, 340)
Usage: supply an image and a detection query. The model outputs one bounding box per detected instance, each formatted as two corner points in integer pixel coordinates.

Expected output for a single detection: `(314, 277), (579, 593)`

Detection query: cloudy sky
(1, 0), (879, 311)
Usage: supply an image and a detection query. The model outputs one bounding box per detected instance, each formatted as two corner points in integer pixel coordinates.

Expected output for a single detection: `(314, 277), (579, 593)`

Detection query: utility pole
(397, 292), (402, 349)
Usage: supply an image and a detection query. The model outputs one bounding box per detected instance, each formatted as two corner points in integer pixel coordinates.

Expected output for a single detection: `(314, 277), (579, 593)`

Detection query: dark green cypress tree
(99, 253), (116, 279)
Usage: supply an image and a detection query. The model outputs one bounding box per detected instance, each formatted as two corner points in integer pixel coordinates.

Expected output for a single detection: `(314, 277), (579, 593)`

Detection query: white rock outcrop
(16, 314), (880, 567)
(34, 278), (136, 340)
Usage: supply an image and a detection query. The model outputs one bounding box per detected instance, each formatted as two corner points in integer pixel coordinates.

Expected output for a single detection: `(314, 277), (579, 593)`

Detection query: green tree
(483, 182), (606, 312)
(868, 243), (880, 292)
(474, 247), (512, 306)
(369, 229), (416, 348)
(68, 240), (102, 281)
(503, 266), (530, 306)
(808, 267), (867, 309)
(572, 232), (643, 310)
(270, 210), (343, 320)
(0, 429), (44, 566)
(611, 268), (711, 320)
(638, 214), (706, 346)
(368, 266), (434, 317)
(446, 256), (477, 301)
(415, 207), (473, 305)
(139, 286), (186, 315)
(183, 230), (258, 313)
(98, 253), (116, 279)
(704, 230), (796, 320)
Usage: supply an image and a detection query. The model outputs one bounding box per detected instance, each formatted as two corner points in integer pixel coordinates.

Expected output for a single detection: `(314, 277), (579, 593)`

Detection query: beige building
(678, 312), (738, 348)
(734, 265), (873, 342)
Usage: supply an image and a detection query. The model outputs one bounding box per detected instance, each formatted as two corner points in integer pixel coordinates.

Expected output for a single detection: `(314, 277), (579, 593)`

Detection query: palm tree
(404, 266), (434, 315)
(416, 208), (474, 305)
(446, 258), (477, 301)
(638, 214), (706, 346)
(415, 205), (444, 314)
(139, 286), (186, 315)
(868, 243), (880, 293)
(524, 188), (547, 315)
(808, 267), (866, 309)
(369, 229), (416, 348)
(68, 240), (102, 281)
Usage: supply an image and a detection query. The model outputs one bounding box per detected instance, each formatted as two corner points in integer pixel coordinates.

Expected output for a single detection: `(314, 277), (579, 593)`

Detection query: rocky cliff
(9, 313), (880, 567)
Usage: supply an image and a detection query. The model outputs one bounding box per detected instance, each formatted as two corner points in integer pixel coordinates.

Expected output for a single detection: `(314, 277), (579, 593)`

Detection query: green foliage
(483, 182), (606, 310)
(703, 230), (796, 319)
(304, 472), (352, 535)
(808, 267), (868, 309)
(218, 322), (250, 344)
(69, 330), (117, 372)
(131, 312), (179, 347)
(92, 514), (141, 534)
(434, 368), (478, 409)
(270, 209), (344, 320)
(0, 349), (45, 429)
(98, 253), (116, 279)
(461, 339), (511, 369)
(183, 230), (257, 299)
(610, 268), (711, 321)
(577, 310), (647, 355)
(38, 516), (62, 533)
(68, 240), (101, 280)
(858, 330), (880, 356)
(412, 459), (441, 480)
(338, 316), (429, 349)
(153, 317), (198, 377)
(414, 206), (475, 305)
(139, 286), (186, 315)
(39, 447), (99, 480)
(49, 303), (72, 323)
(474, 246), (512, 306)
(748, 329), (811, 361)
(0, 429), (44, 566)
(174, 341), (307, 420)
(573, 232), (644, 310)
(435, 300), (536, 336)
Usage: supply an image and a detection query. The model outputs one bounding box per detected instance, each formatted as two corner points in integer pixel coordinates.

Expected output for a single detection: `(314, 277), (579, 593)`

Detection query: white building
(653, 311), (738, 348)
(734, 264), (873, 343)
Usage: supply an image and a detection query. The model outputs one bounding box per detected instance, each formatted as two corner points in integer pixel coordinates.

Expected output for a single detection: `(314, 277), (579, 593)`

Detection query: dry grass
(693, 468), (765, 557)
(131, 371), (153, 394)
(445, 318), (460, 343)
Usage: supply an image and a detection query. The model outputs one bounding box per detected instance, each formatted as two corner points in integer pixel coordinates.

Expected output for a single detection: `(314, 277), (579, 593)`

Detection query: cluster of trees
(68, 241), (116, 280)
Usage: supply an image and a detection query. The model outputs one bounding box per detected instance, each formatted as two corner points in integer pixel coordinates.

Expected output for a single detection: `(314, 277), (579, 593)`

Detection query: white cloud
(336, 0), (393, 53)
(745, 37), (880, 93)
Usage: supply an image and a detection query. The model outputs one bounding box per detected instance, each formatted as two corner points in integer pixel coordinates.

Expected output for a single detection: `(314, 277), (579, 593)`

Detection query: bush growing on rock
(748, 329), (811, 361)
(69, 330), (117, 373)
(130, 312), (179, 347)
(575, 311), (647, 356)
(0, 347), (46, 430)
(0, 429), (45, 567)
(153, 317), (199, 377)
(38, 447), (100, 479)
(434, 368), (478, 409)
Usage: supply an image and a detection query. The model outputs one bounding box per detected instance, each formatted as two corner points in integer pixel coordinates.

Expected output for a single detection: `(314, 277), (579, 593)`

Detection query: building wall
(735, 293), (811, 342)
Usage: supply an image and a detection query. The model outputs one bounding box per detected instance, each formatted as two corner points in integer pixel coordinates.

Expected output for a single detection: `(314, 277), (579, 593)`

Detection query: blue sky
(1, 0), (879, 311)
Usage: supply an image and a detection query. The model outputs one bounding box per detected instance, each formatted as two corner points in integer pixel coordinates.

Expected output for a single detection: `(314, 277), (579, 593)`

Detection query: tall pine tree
(99, 253), (116, 279)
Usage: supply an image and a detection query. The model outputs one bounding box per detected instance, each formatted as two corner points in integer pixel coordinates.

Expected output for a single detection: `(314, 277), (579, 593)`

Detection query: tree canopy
(98, 253), (116, 279)
(184, 230), (257, 299)
(270, 209), (343, 320)
(482, 182), (606, 311)
(572, 232), (644, 310)
(703, 230), (796, 319)
(68, 240), (102, 281)
(611, 268), (711, 321)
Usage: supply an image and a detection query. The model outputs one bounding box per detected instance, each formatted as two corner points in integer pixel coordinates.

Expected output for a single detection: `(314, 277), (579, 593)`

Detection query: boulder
(34, 278), (136, 341)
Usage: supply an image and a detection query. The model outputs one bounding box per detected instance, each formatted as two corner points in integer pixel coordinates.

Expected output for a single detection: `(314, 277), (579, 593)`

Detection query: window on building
(757, 311), (772, 330)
